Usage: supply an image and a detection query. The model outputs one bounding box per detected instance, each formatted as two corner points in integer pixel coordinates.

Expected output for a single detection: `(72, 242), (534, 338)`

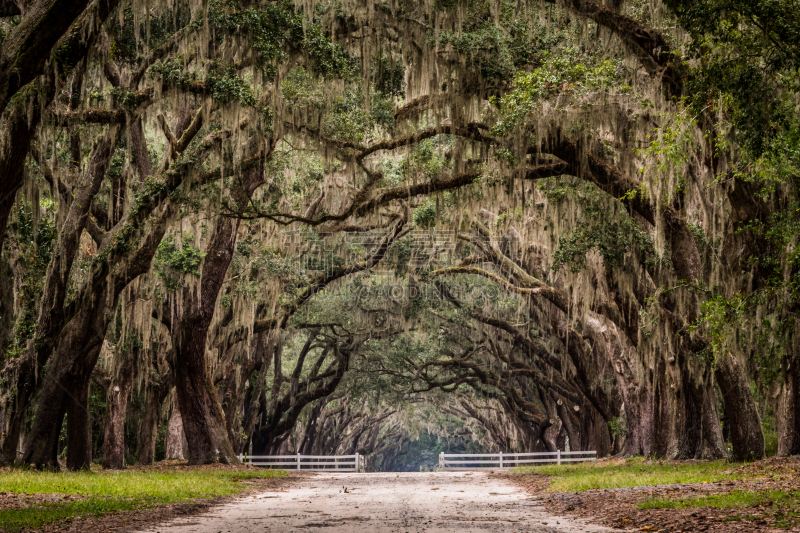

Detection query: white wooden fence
(239, 453), (364, 472)
(439, 450), (596, 470)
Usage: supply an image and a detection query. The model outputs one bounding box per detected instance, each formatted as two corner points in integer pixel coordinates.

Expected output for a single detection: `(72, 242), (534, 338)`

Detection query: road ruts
(135, 471), (621, 532)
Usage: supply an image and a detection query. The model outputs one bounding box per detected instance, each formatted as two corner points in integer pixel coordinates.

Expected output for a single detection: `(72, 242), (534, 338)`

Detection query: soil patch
(500, 456), (800, 532)
(133, 471), (621, 532)
(0, 492), (87, 511)
(0, 463), (301, 533)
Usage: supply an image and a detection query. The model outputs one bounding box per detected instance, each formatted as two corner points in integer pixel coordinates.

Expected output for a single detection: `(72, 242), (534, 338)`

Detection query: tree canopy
(0, 0), (798, 470)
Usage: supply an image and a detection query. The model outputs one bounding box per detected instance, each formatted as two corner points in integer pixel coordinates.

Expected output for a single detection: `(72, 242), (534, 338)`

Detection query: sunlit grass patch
(0, 467), (286, 532)
(0, 467), (284, 499)
(514, 458), (750, 492)
(0, 497), (154, 532)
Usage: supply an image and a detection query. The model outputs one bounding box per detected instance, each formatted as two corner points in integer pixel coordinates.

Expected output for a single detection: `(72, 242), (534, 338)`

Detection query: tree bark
(555, 396), (581, 451)
(22, 301), (103, 469)
(102, 357), (136, 469)
(777, 355), (800, 456)
(545, 0), (682, 97)
(697, 376), (728, 459)
(65, 367), (96, 471)
(136, 371), (172, 464)
(715, 352), (765, 461)
(250, 399), (269, 457)
(0, 98), (39, 254)
(299, 402), (324, 455)
(0, 0), (92, 115)
(171, 216), (241, 465)
(22, 194), (168, 469)
(13, 125), (121, 469)
(540, 391), (562, 453)
(240, 335), (276, 454)
(166, 405), (189, 460)
(13, 72), (208, 468)
(22, 394), (67, 469)
(665, 355), (700, 460)
(21, 218), (170, 470)
(128, 118), (154, 180)
(169, 156), (269, 464)
(0, 0), (119, 257)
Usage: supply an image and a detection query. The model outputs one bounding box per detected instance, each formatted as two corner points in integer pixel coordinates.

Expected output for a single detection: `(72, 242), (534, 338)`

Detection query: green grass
(0, 497), (156, 531)
(639, 490), (800, 528)
(0, 468), (286, 532)
(639, 489), (800, 510)
(515, 458), (750, 492)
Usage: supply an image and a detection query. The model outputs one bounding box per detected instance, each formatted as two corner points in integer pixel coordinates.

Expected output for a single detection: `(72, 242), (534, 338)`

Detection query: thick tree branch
(546, 0), (682, 97)
(0, 0), (97, 115)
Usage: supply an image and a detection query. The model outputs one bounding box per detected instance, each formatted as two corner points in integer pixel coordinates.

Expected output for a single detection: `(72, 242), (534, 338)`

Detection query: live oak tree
(0, 0), (798, 469)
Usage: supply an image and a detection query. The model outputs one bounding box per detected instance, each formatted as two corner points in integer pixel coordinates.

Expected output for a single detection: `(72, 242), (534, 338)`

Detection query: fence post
(439, 452), (443, 471)
(355, 452), (360, 472)
(557, 449), (561, 466)
(297, 453), (301, 471)
(499, 451), (503, 469)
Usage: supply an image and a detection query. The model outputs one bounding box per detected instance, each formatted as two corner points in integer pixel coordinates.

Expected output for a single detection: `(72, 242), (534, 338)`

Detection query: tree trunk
(65, 336), (106, 471)
(23, 396), (67, 469)
(540, 391), (562, 452)
(239, 334), (275, 455)
(0, 98), (47, 466)
(715, 352), (765, 461)
(777, 355), (800, 456)
(0, 100), (40, 253)
(665, 356), (700, 460)
(19, 322), (92, 472)
(651, 357), (671, 458)
(0, 0), (119, 464)
(21, 303), (103, 470)
(171, 218), (240, 464)
(299, 402), (324, 455)
(66, 377), (93, 470)
(169, 161), (268, 464)
(597, 409), (613, 457)
(102, 358), (136, 469)
(166, 406), (189, 460)
(16, 121), (122, 469)
(696, 375), (729, 460)
(21, 233), (167, 470)
(555, 397), (581, 451)
(129, 118), (154, 180)
(0, 398), (27, 465)
(136, 372), (172, 464)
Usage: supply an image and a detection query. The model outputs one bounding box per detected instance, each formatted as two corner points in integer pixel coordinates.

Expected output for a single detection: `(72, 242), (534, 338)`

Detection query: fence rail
(439, 450), (596, 470)
(239, 453), (363, 472)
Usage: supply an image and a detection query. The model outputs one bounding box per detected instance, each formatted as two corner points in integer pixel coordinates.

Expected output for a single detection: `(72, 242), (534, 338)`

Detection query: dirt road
(136, 471), (620, 532)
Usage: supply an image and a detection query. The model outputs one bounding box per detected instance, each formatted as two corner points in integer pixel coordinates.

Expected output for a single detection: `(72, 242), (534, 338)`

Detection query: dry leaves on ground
(499, 456), (800, 533)
(1, 463), (303, 533)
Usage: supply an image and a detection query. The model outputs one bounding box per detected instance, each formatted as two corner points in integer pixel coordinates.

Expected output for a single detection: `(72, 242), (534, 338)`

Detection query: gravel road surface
(136, 471), (620, 532)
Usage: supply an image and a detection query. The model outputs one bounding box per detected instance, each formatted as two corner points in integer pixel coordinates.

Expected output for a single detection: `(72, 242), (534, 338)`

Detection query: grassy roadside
(638, 487), (800, 527)
(0, 466), (287, 532)
(512, 457), (800, 530)
(515, 458), (750, 492)
(640, 489), (800, 510)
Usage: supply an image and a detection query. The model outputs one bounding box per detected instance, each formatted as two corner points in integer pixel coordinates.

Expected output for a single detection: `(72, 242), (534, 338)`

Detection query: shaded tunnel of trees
(0, 0), (798, 471)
